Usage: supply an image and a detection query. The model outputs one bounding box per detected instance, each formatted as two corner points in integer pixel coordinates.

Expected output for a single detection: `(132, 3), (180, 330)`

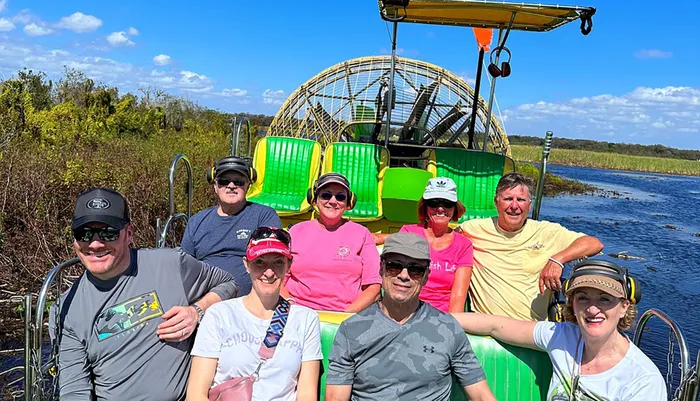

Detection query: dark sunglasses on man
(73, 226), (121, 243)
(425, 199), (456, 209)
(318, 191), (347, 202)
(216, 177), (246, 188)
(249, 226), (292, 246)
(383, 259), (429, 280)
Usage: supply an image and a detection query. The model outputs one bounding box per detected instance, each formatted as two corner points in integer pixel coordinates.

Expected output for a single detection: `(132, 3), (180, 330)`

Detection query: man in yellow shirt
(458, 173), (603, 321)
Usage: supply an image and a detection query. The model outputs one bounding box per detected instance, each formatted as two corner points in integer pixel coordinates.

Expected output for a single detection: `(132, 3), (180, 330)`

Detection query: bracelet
(548, 257), (565, 269)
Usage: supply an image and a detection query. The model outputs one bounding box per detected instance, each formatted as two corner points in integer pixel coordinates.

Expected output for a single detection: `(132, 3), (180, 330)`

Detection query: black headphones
(206, 156), (257, 184)
(487, 46), (512, 78)
(563, 259), (641, 304)
(306, 172), (357, 210)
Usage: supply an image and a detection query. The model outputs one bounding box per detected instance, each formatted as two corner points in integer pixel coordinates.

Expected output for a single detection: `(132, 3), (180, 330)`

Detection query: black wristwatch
(192, 304), (205, 324)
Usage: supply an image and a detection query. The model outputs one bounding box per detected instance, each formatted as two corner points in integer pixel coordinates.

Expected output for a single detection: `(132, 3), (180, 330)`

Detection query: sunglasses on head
(319, 191), (347, 202)
(383, 260), (429, 280)
(250, 226), (291, 246)
(216, 177), (246, 188)
(73, 226), (121, 243)
(425, 199), (456, 209)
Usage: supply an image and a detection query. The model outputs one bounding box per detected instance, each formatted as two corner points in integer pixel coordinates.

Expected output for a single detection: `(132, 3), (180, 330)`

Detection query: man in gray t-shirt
(51, 187), (238, 401)
(326, 233), (495, 401)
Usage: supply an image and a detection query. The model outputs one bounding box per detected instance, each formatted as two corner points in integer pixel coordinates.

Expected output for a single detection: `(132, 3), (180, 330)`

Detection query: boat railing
(634, 308), (699, 401)
(532, 131), (553, 221)
(155, 153), (192, 248)
(232, 117), (253, 158)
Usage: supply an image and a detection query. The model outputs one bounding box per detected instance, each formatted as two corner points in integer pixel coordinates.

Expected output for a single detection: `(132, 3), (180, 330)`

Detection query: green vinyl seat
(248, 137), (321, 216)
(427, 148), (516, 223)
(321, 142), (389, 221)
(316, 311), (552, 401)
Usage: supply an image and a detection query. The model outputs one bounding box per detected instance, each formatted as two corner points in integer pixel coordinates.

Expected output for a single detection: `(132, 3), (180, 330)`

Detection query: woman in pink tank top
(398, 177), (473, 312)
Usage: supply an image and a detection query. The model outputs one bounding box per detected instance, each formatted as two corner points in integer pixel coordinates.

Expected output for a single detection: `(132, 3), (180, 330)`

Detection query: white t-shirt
(191, 298), (323, 401)
(533, 321), (667, 401)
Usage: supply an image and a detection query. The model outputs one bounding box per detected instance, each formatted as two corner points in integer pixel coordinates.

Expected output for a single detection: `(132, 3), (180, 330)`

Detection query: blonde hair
(563, 292), (638, 331)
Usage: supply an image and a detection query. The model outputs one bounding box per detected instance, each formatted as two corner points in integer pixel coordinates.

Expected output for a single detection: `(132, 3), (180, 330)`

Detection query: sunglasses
(383, 260), (429, 280)
(216, 177), (246, 188)
(250, 226), (291, 246)
(319, 191), (347, 202)
(425, 199), (456, 209)
(73, 226), (121, 242)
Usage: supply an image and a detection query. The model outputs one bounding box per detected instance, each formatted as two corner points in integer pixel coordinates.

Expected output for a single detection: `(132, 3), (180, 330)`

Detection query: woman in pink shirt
(398, 177), (474, 312)
(281, 173), (382, 312)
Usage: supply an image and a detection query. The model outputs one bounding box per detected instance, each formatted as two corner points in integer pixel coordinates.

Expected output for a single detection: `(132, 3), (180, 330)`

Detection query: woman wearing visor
(452, 259), (666, 401)
(281, 173), (382, 313)
(187, 227), (322, 401)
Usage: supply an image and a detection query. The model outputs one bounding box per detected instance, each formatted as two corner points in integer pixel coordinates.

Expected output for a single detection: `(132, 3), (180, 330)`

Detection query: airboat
(4, 1), (699, 400)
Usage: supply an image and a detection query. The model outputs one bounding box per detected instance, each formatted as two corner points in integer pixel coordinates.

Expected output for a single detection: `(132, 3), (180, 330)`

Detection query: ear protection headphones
(306, 172), (357, 210)
(487, 46), (512, 78)
(563, 259), (641, 304)
(206, 156), (257, 184)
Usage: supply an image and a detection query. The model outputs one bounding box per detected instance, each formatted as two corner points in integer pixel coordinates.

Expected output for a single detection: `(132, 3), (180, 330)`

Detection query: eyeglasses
(425, 199), (456, 209)
(73, 226), (121, 242)
(216, 177), (246, 188)
(383, 260), (429, 280)
(249, 226), (291, 246)
(319, 191), (347, 202)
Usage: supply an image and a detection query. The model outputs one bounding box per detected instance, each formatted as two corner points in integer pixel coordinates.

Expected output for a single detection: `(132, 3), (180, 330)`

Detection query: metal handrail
(232, 117), (253, 158)
(156, 154), (192, 247)
(156, 213), (188, 248)
(633, 308), (690, 380)
(532, 131), (553, 220)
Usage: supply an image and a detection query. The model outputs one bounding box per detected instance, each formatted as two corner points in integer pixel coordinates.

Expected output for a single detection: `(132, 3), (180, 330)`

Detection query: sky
(0, 0), (698, 150)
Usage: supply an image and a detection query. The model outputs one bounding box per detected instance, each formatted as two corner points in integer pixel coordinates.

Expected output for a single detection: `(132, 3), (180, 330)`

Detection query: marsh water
(1, 165), (699, 394)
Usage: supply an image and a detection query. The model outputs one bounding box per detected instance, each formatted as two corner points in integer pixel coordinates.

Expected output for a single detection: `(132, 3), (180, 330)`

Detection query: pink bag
(207, 298), (290, 401)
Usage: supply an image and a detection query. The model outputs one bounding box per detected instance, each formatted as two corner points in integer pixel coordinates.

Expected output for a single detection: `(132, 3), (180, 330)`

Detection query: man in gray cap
(180, 156), (281, 295)
(325, 233), (496, 401)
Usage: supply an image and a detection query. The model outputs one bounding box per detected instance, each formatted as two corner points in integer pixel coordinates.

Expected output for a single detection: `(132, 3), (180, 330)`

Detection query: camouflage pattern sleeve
(449, 317), (487, 387)
(326, 321), (356, 385)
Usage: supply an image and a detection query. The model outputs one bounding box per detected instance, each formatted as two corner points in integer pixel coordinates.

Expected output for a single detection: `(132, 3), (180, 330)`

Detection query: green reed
(510, 145), (700, 176)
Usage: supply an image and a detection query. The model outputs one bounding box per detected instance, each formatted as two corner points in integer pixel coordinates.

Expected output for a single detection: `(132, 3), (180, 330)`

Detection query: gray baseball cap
(423, 177), (458, 202)
(381, 233), (431, 261)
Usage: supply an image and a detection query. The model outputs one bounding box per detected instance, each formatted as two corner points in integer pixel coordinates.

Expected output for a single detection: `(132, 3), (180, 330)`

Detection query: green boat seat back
(322, 143), (389, 221)
(427, 149), (516, 223)
(316, 311), (551, 401)
(248, 137), (321, 216)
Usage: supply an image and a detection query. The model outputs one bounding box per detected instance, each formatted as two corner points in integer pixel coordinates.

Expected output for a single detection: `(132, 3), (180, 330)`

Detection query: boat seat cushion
(248, 137), (321, 216)
(317, 312), (551, 401)
(426, 149), (516, 223)
(322, 143), (389, 221)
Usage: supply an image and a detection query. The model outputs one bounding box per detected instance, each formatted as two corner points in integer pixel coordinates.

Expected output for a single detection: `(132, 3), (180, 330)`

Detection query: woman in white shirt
(186, 226), (323, 401)
(452, 259), (667, 401)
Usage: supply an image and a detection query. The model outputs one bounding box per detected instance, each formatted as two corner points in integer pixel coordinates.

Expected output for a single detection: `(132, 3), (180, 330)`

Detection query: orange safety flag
(473, 28), (493, 52)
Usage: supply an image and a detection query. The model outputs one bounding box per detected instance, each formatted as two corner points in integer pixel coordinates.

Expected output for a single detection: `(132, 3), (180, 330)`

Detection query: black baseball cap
(215, 157), (251, 180)
(71, 187), (131, 230)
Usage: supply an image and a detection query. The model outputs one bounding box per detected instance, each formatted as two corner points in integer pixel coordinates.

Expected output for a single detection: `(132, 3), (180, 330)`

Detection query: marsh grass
(511, 145), (700, 176)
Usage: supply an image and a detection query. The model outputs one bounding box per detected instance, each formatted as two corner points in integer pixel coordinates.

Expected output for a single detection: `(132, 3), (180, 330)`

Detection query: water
(542, 165), (700, 375)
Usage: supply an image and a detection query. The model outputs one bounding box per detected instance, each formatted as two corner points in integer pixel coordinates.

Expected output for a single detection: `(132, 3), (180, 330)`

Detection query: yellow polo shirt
(459, 217), (585, 321)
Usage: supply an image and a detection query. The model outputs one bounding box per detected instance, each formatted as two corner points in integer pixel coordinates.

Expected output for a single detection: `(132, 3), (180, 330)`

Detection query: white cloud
(24, 23), (54, 36)
(0, 0), (6, 13)
(107, 31), (134, 47)
(503, 85), (700, 149)
(127, 27), (138, 36)
(262, 89), (286, 105)
(220, 88), (247, 97)
(0, 18), (15, 32)
(56, 12), (102, 33)
(12, 10), (33, 24)
(634, 49), (673, 60)
(152, 54), (171, 66)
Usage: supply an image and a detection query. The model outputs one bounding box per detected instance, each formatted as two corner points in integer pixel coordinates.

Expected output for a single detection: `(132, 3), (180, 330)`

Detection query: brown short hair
(495, 172), (534, 199)
(563, 293), (638, 331)
(417, 198), (466, 223)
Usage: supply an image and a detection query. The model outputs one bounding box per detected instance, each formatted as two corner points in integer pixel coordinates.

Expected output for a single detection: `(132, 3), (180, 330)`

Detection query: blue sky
(1, 0), (698, 150)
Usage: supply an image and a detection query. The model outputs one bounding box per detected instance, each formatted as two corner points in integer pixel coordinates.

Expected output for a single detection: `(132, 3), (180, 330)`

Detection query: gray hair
(495, 172), (534, 199)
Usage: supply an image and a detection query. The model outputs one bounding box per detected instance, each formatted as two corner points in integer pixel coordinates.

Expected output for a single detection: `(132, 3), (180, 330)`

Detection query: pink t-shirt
(285, 220), (381, 311)
(399, 224), (474, 312)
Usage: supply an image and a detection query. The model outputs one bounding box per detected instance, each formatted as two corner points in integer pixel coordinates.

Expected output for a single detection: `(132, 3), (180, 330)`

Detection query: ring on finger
(181, 328), (185, 337)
